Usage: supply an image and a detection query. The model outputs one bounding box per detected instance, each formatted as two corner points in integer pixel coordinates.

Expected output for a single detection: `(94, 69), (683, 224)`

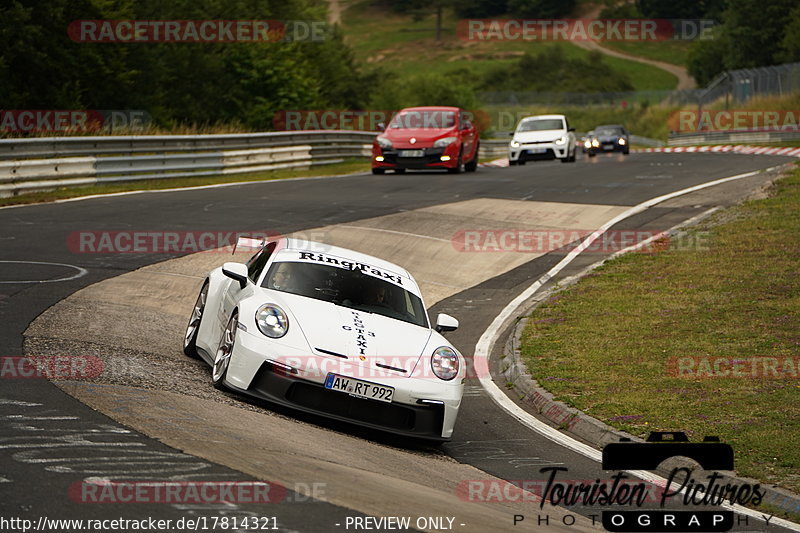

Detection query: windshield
(263, 261), (429, 328)
(389, 110), (456, 129)
(517, 119), (564, 132)
(596, 127), (625, 136)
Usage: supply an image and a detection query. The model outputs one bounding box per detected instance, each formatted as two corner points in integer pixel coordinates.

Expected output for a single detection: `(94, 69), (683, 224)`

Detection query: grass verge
(599, 40), (693, 68)
(341, 1), (678, 92)
(0, 160), (370, 208)
(519, 165), (800, 494)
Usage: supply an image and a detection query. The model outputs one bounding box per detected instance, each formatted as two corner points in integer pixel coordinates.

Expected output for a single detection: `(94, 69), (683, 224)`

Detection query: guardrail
(0, 131), (520, 197)
(479, 139), (509, 158)
(0, 131), (377, 197)
(2, 130), (669, 197)
(668, 129), (800, 146)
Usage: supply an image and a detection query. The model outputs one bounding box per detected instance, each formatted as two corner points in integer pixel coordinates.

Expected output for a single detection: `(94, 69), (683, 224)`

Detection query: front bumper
(596, 140), (627, 153)
(372, 145), (459, 170)
(509, 142), (569, 162)
(225, 329), (462, 440)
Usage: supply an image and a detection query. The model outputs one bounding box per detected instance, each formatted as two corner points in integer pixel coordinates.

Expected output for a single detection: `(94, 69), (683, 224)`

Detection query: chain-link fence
(699, 62), (800, 107)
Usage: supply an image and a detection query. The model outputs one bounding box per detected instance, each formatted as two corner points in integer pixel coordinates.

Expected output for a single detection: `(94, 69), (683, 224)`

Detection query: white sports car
(183, 237), (464, 441)
(508, 114), (577, 165)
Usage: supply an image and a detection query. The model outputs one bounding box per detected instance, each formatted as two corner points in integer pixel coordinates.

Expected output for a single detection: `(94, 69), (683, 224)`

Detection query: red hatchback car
(371, 106), (479, 174)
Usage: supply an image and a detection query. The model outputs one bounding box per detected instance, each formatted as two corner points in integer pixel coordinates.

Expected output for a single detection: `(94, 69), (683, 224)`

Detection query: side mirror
(376, 122), (385, 132)
(508, 131), (515, 136)
(435, 313), (459, 333)
(568, 127), (575, 132)
(222, 262), (248, 289)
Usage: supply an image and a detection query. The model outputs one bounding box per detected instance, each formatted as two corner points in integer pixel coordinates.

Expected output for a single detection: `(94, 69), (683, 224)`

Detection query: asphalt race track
(1, 151), (797, 532)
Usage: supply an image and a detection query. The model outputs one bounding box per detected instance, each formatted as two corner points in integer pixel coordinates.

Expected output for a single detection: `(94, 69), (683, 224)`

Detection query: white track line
(474, 165), (800, 531)
(0, 171), (368, 211)
(0, 260), (88, 284)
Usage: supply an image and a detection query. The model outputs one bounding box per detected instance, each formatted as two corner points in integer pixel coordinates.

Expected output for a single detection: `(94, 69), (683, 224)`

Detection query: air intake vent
(376, 363), (407, 373)
(316, 348), (348, 359)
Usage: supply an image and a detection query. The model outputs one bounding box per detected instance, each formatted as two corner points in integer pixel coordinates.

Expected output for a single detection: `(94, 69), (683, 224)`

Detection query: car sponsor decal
(294, 251), (405, 286)
(342, 311), (376, 358)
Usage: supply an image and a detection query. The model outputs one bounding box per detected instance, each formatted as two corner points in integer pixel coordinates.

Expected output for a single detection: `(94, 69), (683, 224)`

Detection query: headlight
(555, 135), (567, 145)
(618, 138), (626, 145)
(584, 140), (591, 148)
(591, 139), (600, 147)
(434, 136), (457, 148)
(376, 136), (392, 149)
(255, 304), (289, 338)
(431, 346), (459, 381)
(510, 140), (520, 148)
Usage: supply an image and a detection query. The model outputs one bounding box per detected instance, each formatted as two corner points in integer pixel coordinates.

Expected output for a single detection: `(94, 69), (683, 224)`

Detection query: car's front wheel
(465, 141), (479, 172)
(212, 312), (238, 390)
(183, 281), (208, 358)
(372, 168), (385, 175)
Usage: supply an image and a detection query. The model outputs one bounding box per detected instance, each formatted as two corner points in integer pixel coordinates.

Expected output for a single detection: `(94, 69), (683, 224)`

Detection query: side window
(246, 242), (276, 282)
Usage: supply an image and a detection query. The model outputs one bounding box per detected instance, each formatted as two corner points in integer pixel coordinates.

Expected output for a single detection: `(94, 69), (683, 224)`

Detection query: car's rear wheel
(212, 312), (238, 390)
(183, 281), (208, 358)
(372, 168), (385, 175)
(509, 159), (518, 166)
(464, 141), (479, 172)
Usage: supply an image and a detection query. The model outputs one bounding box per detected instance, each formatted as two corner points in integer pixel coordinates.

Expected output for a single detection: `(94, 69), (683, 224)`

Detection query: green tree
(453, 0), (508, 18)
(392, 0), (455, 41)
(687, 30), (730, 86)
(1, 0), (372, 130)
(506, 0), (576, 18)
(778, 4), (800, 62)
(687, 0), (798, 86)
(637, 0), (726, 18)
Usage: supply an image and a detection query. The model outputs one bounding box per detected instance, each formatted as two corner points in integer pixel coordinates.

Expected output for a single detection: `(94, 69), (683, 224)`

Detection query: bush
(369, 72), (480, 110)
(480, 47), (634, 93)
